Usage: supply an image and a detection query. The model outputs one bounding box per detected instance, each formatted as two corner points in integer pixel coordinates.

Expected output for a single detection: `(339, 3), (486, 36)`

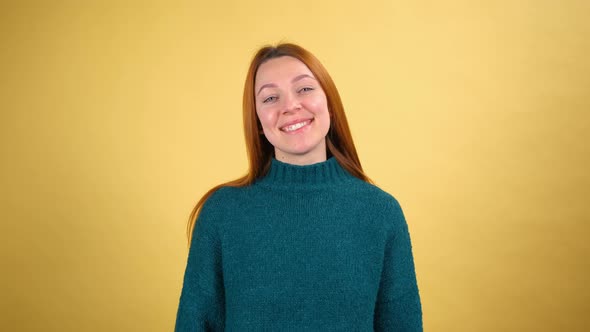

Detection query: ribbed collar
(256, 157), (354, 188)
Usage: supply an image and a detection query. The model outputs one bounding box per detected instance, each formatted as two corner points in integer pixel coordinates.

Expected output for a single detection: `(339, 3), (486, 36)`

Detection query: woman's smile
(280, 118), (314, 133)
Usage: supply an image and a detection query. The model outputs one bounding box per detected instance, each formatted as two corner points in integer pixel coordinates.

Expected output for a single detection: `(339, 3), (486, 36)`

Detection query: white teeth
(282, 120), (311, 132)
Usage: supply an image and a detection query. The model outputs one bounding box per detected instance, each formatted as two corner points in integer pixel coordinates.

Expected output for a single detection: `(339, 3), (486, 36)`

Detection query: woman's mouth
(280, 119), (313, 133)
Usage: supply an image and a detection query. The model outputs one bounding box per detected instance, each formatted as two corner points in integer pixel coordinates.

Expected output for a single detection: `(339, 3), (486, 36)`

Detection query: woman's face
(254, 56), (331, 165)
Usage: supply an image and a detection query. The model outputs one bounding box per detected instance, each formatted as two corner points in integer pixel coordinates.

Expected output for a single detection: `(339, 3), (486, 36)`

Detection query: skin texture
(254, 56), (331, 166)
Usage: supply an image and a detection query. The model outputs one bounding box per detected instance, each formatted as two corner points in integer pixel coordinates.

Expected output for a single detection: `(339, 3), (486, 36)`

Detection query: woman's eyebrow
(257, 74), (317, 96)
(257, 83), (277, 96)
(291, 74), (316, 83)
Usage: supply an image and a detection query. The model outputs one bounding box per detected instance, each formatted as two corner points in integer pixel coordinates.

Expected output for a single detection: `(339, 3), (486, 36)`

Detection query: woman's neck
(274, 146), (327, 166)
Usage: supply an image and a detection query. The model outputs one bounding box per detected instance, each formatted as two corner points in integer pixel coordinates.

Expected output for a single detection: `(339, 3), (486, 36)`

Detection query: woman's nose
(282, 92), (301, 113)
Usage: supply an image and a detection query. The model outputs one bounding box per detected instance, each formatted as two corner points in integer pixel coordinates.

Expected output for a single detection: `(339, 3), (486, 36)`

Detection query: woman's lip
(280, 119), (313, 132)
(280, 118), (314, 129)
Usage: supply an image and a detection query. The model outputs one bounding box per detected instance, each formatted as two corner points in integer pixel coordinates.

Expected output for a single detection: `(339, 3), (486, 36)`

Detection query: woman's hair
(186, 42), (372, 245)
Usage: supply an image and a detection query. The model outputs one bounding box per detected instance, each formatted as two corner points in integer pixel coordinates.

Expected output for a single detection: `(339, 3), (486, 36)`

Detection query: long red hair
(186, 43), (372, 245)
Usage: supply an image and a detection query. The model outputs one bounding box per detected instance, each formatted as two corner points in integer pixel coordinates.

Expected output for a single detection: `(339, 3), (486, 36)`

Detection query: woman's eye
(262, 96), (277, 103)
(299, 87), (314, 93)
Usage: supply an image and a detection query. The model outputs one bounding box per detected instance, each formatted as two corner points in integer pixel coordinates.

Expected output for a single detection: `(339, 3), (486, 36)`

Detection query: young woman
(175, 43), (423, 331)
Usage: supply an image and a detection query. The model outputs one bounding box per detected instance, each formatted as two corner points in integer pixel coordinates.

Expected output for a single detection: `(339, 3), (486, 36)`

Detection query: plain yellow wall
(1, 1), (588, 331)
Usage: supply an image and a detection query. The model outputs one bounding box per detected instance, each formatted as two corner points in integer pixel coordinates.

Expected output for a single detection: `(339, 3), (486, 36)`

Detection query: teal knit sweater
(175, 157), (422, 331)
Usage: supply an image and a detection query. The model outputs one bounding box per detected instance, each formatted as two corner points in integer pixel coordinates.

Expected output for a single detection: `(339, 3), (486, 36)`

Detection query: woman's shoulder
(347, 177), (402, 206)
(195, 186), (244, 229)
(334, 178), (408, 233)
(201, 184), (257, 210)
(202, 185), (242, 205)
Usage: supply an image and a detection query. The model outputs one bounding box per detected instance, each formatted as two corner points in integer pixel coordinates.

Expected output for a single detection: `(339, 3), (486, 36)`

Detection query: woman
(175, 43), (423, 331)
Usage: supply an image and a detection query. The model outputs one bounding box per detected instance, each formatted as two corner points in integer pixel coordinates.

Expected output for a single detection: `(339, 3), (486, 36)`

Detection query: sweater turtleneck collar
(257, 156), (354, 187)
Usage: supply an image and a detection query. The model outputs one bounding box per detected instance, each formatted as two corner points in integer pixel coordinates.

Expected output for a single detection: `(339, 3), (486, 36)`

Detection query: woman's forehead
(255, 56), (315, 86)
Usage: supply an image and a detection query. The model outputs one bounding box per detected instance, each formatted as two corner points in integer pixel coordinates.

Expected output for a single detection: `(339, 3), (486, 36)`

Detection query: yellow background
(1, 1), (588, 331)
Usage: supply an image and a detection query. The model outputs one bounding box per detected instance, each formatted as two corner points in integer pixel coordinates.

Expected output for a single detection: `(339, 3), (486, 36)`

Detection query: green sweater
(175, 157), (422, 331)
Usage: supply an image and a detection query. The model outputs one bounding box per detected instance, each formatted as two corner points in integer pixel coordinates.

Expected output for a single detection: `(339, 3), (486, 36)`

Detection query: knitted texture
(175, 157), (422, 331)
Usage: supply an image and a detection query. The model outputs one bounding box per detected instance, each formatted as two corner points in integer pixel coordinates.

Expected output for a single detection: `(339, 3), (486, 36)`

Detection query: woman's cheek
(259, 108), (278, 128)
(305, 95), (328, 113)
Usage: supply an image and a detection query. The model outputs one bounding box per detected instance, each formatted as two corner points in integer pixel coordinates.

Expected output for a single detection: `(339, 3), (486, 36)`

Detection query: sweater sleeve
(175, 191), (225, 332)
(374, 197), (423, 332)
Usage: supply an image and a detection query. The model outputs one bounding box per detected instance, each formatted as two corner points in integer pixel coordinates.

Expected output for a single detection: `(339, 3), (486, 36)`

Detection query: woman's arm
(175, 193), (225, 332)
(374, 198), (423, 332)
